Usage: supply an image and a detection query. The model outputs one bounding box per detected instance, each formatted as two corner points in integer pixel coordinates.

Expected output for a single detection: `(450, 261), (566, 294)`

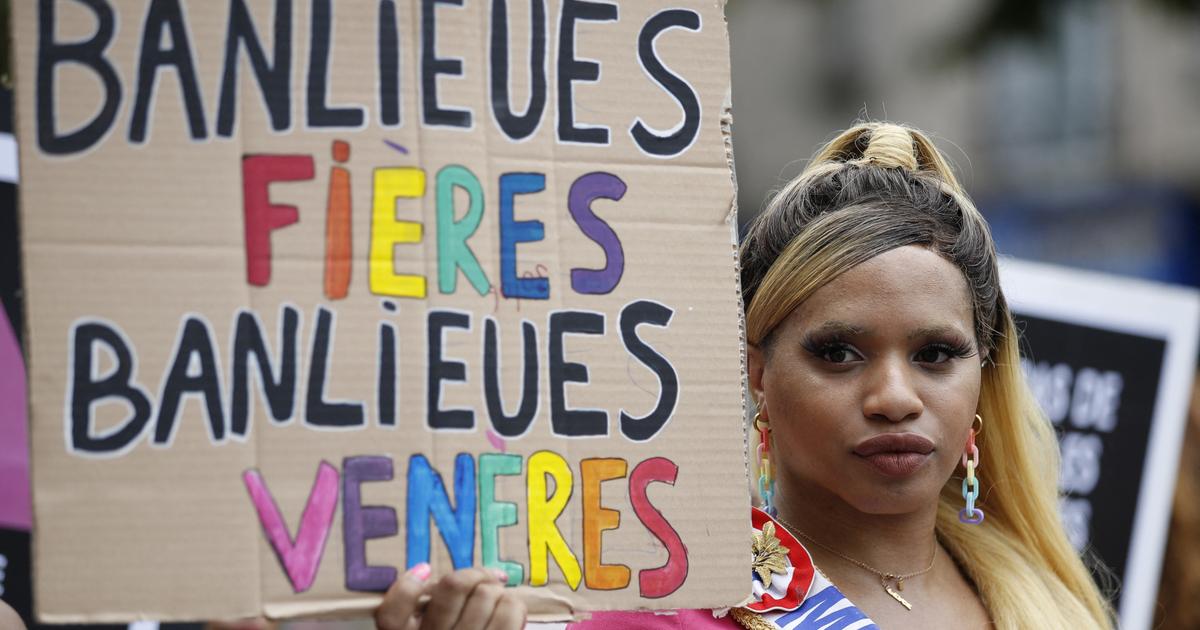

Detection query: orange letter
(582, 458), (630, 590)
(324, 140), (352, 299)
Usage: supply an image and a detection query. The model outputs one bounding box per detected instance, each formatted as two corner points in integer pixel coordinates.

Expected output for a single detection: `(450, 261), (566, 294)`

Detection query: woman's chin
(844, 486), (944, 516)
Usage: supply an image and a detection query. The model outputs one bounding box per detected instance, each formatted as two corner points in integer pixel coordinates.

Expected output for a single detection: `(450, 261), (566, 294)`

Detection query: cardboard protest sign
(1001, 259), (1200, 630)
(14, 0), (747, 622)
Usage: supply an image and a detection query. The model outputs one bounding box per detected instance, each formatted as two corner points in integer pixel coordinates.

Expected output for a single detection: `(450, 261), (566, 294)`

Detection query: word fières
(247, 141), (631, 301)
(37, 0), (702, 158)
(68, 301), (679, 455)
(246, 452), (688, 597)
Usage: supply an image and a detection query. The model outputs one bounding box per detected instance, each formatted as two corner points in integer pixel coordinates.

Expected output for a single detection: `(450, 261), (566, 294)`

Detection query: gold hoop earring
(753, 411), (769, 433)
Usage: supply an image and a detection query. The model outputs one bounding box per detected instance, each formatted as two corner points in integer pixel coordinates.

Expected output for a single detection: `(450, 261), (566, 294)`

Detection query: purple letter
(344, 456), (399, 591)
(568, 172), (625, 295)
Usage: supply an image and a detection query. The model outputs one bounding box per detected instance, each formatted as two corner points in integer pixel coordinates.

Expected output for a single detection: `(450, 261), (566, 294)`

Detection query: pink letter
(243, 461), (340, 592)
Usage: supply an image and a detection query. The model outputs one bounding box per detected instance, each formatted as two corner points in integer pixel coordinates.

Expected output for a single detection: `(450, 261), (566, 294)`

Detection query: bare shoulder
(0, 599), (26, 630)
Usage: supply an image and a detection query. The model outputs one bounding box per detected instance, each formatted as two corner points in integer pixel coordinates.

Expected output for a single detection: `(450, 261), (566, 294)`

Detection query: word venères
(37, 0), (703, 157)
(245, 452), (689, 597)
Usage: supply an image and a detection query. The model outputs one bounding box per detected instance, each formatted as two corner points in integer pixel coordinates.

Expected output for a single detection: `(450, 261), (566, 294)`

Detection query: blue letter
(406, 453), (477, 569)
(499, 173), (549, 299)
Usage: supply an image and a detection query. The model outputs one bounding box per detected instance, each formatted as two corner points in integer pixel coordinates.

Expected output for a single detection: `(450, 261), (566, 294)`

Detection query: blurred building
(727, 0), (1200, 287)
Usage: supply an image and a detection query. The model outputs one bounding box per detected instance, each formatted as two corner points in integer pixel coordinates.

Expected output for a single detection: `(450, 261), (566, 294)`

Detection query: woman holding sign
(374, 123), (1115, 629)
(721, 122), (1113, 629)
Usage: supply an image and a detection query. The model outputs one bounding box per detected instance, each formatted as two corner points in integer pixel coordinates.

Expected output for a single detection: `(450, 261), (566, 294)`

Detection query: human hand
(375, 564), (526, 630)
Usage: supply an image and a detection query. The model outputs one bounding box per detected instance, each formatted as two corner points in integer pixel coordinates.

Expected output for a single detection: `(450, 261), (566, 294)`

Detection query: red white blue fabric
(747, 507), (880, 630)
(563, 509), (879, 629)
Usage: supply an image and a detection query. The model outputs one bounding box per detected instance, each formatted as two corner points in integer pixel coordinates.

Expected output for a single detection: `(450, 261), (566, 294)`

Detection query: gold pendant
(885, 585), (913, 610)
(883, 578), (907, 607)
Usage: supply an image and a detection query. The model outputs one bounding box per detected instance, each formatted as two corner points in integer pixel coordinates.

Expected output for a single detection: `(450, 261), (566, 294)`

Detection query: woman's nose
(861, 359), (924, 423)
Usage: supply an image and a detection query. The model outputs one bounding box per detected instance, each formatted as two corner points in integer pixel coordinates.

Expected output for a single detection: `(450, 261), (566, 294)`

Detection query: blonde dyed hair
(740, 122), (1114, 629)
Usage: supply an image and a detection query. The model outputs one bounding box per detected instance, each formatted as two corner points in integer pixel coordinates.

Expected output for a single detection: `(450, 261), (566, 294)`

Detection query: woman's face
(748, 245), (983, 516)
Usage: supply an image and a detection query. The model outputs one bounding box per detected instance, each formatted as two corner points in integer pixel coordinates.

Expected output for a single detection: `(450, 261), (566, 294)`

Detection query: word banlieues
(67, 301), (679, 455)
(244, 452), (689, 596)
(36, 0), (703, 158)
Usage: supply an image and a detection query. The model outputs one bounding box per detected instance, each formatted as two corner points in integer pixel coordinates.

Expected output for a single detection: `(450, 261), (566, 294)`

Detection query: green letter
(479, 452), (524, 585)
(436, 165), (490, 295)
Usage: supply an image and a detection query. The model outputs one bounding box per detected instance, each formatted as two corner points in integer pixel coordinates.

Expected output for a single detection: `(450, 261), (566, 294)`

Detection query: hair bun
(860, 124), (918, 171)
(806, 121), (964, 194)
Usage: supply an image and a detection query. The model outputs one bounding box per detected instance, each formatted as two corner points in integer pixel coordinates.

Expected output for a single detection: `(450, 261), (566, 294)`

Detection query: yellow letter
(370, 167), (426, 298)
(527, 451), (581, 589)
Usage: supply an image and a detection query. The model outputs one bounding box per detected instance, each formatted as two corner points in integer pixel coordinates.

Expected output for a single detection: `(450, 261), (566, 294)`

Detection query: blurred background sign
(1002, 259), (1200, 630)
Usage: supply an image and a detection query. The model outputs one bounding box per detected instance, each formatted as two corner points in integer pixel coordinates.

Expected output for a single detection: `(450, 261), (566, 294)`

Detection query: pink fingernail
(491, 568), (510, 583)
(408, 562), (431, 582)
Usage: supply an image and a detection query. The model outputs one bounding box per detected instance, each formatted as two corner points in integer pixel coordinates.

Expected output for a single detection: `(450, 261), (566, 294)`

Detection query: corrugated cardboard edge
(263, 597), (378, 621)
(257, 587), (579, 623)
(719, 0), (755, 613)
(722, 86), (749, 485)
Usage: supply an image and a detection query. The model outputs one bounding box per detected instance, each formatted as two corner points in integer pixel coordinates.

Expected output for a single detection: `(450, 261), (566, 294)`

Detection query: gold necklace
(774, 515), (937, 611)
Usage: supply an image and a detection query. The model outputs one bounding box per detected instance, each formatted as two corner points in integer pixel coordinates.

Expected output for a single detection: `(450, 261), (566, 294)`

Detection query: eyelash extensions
(917, 340), (977, 363)
(798, 334), (978, 364)
(798, 333), (854, 363)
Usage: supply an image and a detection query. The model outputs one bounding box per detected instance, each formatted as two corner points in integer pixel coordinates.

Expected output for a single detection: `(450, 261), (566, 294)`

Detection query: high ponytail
(742, 122), (999, 352)
(740, 122), (1115, 630)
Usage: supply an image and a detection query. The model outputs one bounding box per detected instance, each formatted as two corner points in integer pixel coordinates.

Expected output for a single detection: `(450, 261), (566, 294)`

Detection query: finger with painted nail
(375, 562), (432, 630)
(418, 567), (524, 630)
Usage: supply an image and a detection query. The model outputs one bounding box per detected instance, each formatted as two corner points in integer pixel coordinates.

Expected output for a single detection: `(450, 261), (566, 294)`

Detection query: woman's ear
(747, 342), (766, 413)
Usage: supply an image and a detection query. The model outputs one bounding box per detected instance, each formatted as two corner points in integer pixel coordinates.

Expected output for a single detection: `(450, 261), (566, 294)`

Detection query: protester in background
(374, 123), (1115, 629)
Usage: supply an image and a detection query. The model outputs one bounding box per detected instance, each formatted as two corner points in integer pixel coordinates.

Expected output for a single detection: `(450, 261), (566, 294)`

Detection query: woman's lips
(853, 433), (935, 478)
(858, 452), (931, 477)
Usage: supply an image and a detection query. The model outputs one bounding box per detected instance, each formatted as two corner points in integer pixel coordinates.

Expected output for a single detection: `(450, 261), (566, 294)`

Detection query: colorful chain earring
(959, 413), (985, 525)
(754, 410), (778, 517)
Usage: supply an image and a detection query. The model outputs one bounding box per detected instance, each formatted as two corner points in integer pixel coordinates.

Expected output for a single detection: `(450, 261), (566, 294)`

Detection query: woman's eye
(821, 344), (860, 364)
(914, 346), (952, 364)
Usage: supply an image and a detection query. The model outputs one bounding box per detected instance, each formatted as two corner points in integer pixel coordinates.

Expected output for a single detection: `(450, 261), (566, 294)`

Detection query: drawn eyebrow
(907, 325), (968, 340)
(807, 323), (970, 340)
(812, 321), (868, 337)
